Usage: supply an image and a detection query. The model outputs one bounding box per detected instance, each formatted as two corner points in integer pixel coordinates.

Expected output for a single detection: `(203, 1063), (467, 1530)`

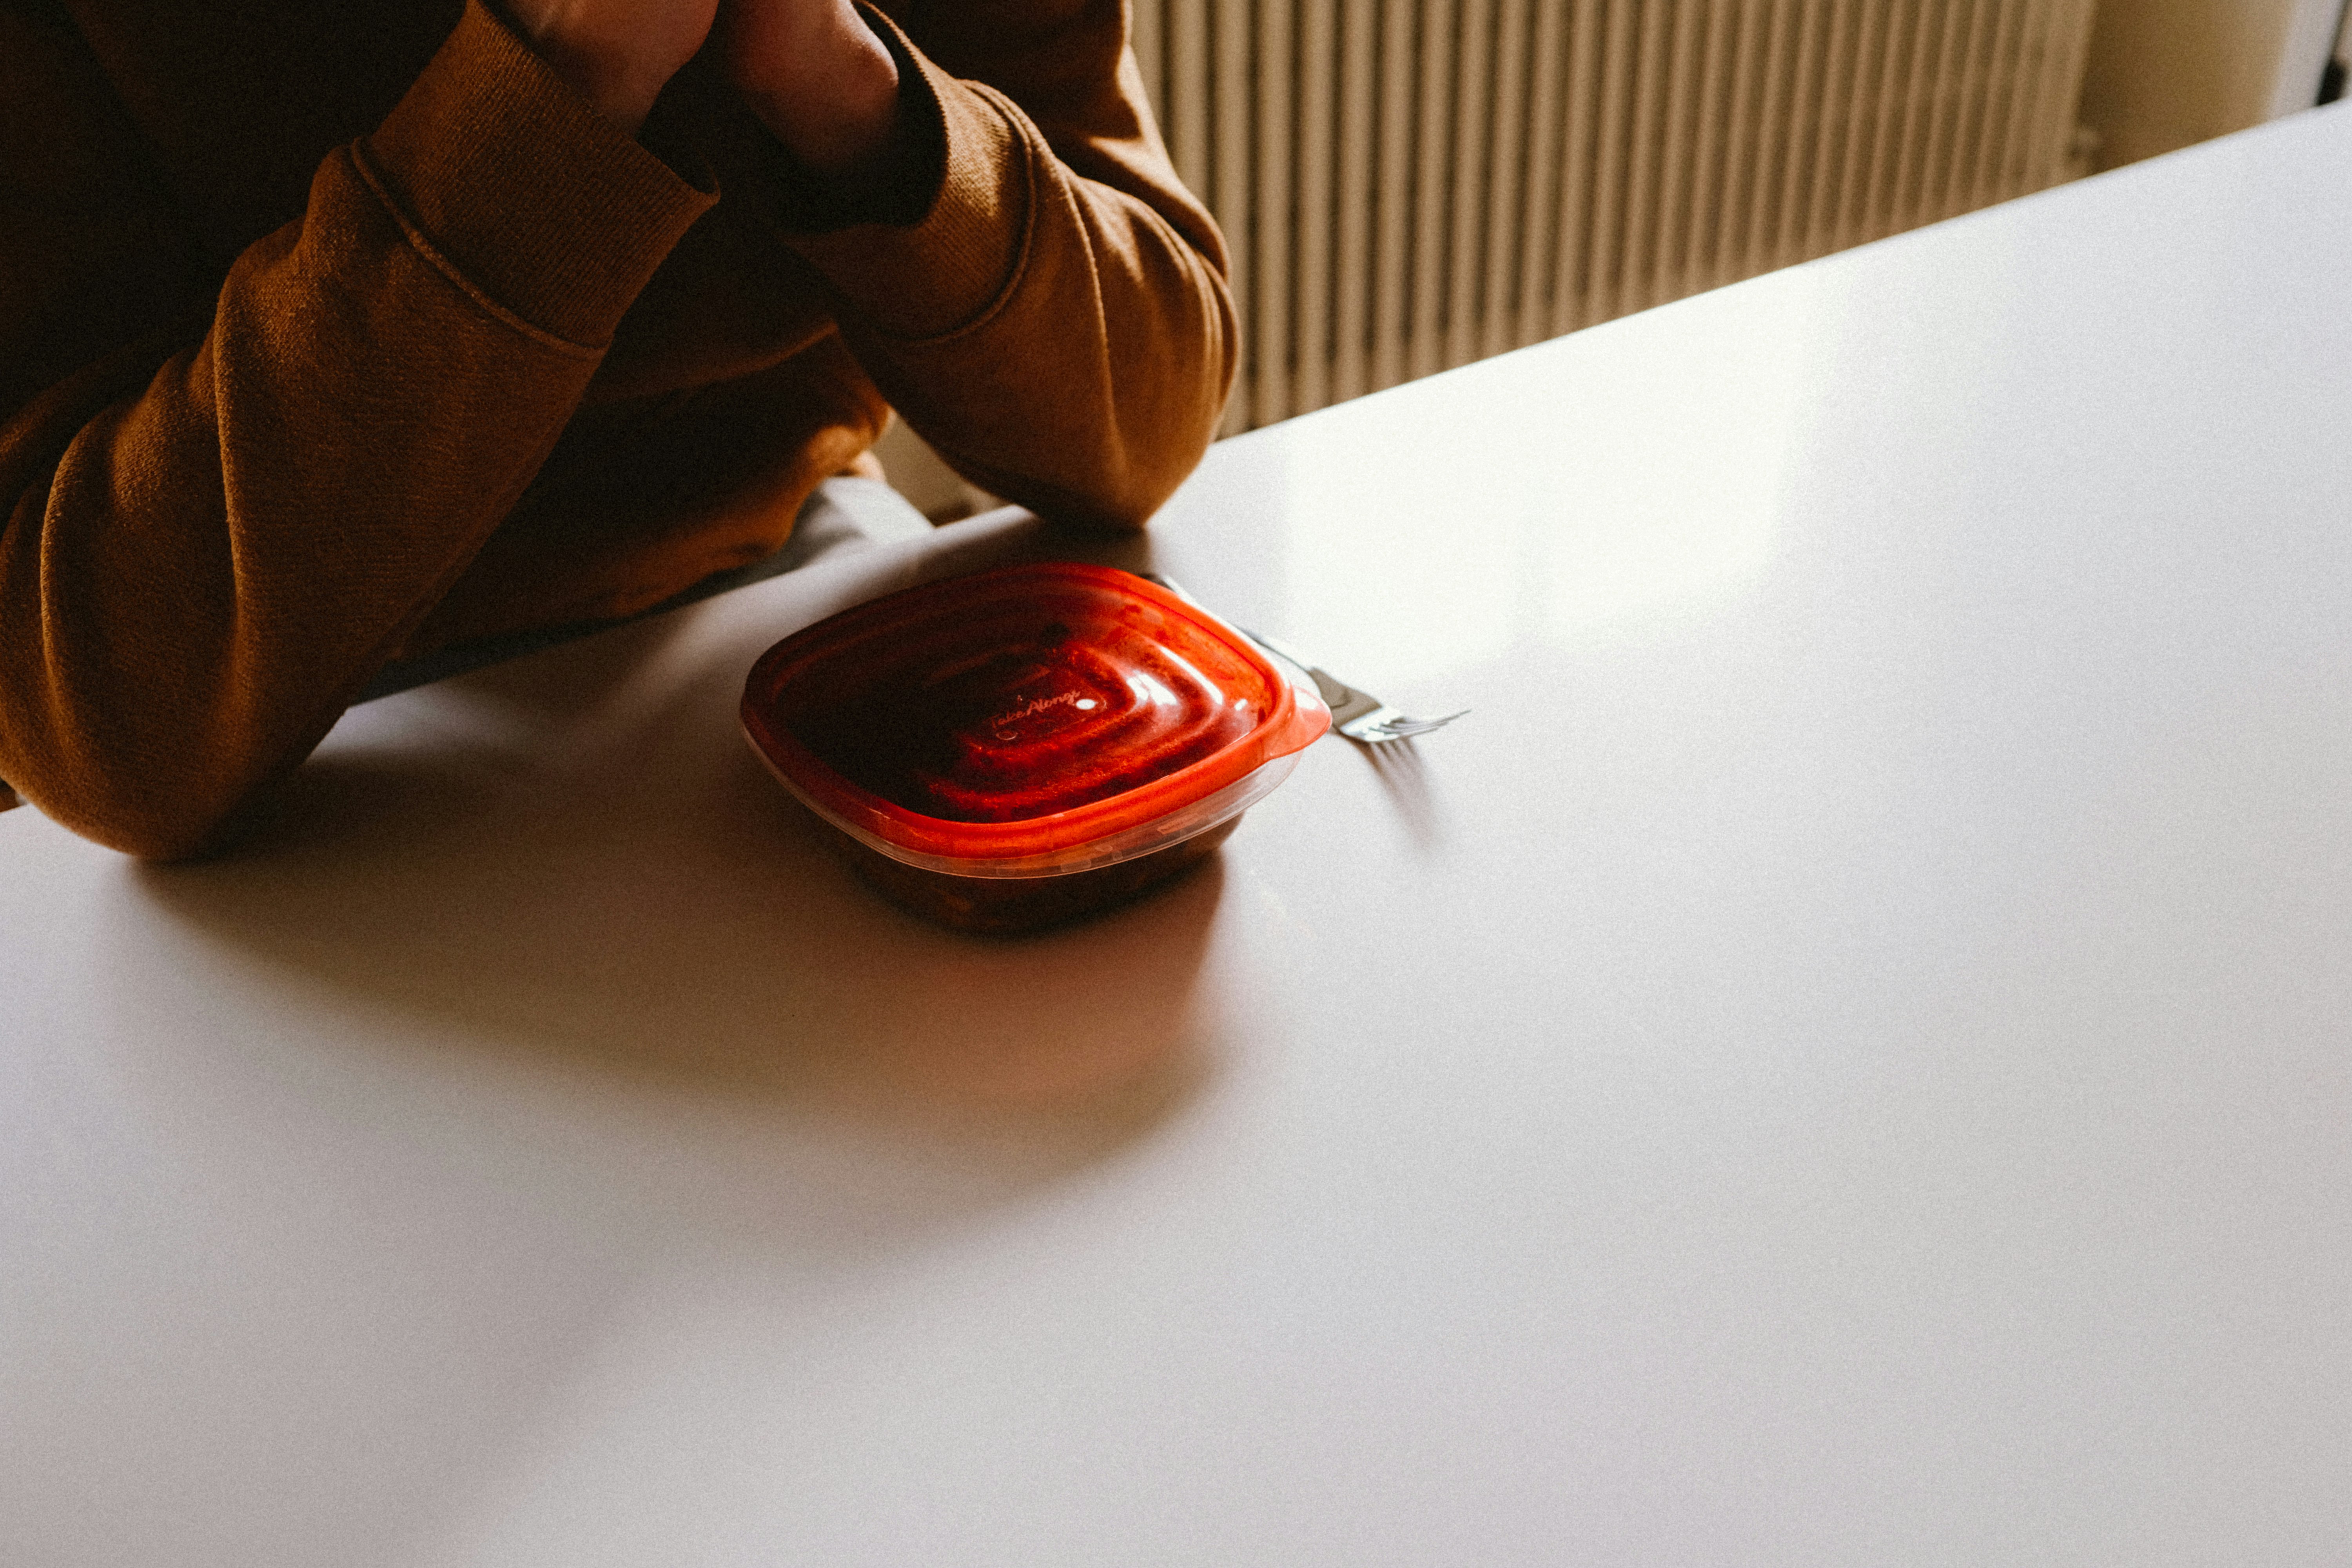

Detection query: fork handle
(1237, 634), (1381, 728)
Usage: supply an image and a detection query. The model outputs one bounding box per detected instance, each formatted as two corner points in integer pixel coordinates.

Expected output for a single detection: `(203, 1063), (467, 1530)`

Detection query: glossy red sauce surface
(748, 566), (1279, 828)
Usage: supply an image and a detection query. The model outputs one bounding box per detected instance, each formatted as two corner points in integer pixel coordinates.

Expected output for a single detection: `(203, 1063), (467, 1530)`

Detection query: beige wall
(2081, 0), (2340, 168)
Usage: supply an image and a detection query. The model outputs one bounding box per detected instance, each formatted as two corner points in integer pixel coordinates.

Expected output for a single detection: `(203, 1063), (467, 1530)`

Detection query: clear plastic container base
(809, 806), (1242, 935)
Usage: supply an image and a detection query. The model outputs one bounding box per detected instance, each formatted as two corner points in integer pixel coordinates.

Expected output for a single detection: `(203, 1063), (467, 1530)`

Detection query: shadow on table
(72, 520), (1257, 1568)
(132, 513), (1220, 1174)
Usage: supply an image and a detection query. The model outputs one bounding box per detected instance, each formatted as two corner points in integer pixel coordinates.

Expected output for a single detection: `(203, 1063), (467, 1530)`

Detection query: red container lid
(742, 563), (1328, 873)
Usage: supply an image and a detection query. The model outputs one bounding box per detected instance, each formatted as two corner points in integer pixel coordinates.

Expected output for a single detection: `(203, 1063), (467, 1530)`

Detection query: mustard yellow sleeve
(780, 1), (1238, 532)
(0, 1), (711, 857)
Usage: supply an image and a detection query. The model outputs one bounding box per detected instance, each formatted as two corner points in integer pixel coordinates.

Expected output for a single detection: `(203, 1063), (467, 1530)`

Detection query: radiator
(1131, 0), (2099, 434)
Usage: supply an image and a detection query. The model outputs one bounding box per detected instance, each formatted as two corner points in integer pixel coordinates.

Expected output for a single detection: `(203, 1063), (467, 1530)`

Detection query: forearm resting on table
(0, 3), (711, 860)
(785, 9), (1236, 531)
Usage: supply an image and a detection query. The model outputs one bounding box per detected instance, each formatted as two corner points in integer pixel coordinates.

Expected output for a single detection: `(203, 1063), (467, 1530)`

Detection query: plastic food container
(741, 563), (1330, 933)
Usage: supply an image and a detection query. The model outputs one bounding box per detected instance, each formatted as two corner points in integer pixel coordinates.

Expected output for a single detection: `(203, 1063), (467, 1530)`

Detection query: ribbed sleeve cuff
(358, 0), (716, 349)
(783, 7), (1032, 343)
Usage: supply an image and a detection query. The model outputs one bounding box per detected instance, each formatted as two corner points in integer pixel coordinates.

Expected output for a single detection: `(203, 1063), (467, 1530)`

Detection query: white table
(7, 106), (2351, 1568)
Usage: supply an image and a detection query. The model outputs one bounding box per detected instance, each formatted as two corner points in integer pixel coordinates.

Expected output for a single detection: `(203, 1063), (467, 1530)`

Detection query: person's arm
(727, 0), (1237, 533)
(0, 1), (713, 859)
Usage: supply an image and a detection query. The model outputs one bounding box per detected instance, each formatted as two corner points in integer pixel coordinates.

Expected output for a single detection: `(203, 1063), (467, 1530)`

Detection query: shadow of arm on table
(135, 740), (1227, 1172)
(129, 522), (1223, 1177)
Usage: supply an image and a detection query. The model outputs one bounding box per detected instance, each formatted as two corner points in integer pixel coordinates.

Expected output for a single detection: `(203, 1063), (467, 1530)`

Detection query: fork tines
(1339, 706), (1470, 744)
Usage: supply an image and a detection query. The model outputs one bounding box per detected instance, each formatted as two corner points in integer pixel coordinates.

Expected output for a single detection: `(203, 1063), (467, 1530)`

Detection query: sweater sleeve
(779, 1), (1237, 533)
(0, 1), (713, 858)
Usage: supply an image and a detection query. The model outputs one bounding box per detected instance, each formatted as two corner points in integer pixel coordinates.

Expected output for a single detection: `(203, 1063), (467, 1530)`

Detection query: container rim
(747, 741), (1305, 878)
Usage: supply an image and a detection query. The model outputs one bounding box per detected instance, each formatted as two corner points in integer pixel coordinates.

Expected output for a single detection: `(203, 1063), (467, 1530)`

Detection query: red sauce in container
(742, 563), (1328, 932)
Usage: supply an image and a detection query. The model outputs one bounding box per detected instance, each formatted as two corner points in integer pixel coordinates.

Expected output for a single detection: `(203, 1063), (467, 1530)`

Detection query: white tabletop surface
(8, 106), (2352, 1567)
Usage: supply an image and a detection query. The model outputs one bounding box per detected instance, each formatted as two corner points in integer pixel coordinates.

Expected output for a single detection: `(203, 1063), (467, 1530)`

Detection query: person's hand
(499, 0), (721, 136)
(719, 0), (904, 179)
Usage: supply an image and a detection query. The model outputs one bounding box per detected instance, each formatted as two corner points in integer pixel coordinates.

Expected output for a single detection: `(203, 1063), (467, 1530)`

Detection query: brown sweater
(0, 0), (1234, 857)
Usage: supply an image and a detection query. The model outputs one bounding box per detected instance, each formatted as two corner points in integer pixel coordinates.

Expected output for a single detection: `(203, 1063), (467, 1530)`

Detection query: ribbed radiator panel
(1132, 0), (2098, 434)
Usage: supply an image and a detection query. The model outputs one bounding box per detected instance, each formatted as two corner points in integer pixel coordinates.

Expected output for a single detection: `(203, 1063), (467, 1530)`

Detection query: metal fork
(1141, 574), (1468, 746)
(1233, 630), (1469, 743)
